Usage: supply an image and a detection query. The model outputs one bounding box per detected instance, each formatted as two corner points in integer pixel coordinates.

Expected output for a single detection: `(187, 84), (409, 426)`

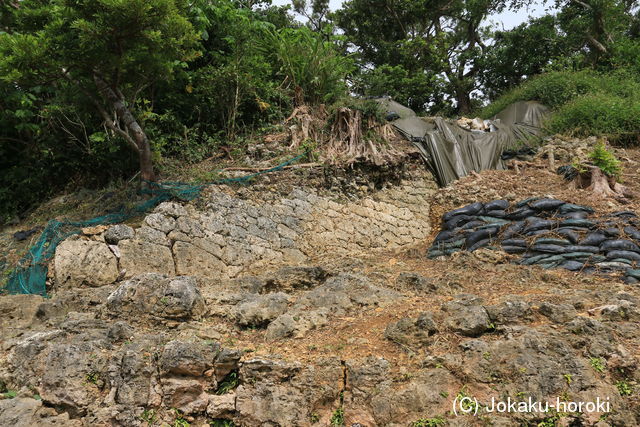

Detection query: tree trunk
(455, 89), (472, 115)
(93, 74), (156, 181)
(570, 165), (634, 202)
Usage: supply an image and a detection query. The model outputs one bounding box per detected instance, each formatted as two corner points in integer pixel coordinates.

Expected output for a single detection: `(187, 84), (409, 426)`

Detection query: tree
(335, 0), (511, 114)
(0, 0), (199, 181)
(480, 15), (569, 100)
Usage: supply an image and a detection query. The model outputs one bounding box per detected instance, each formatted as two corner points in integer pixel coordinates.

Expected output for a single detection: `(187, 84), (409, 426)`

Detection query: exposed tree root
(571, 165), (635, 202)
(285, 104), (403, 166)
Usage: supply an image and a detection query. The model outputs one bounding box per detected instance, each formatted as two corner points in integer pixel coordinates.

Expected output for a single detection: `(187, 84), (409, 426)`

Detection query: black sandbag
(520, 254), (552, 265)
(468, 238), (491, 252)
(502, 246), (527, 254)
(483, 210), (508, 218)
(565, 245), (600, 253)
(609, 258), (633, 265)
(560, 260), (585, 271)
(534, 237), (570, 246)
(530, 198), (565, 211)
(434, 230), (456, 242)
(485, 200), (510, 211)
(595, 261), (629, 270)
(460, 220), (485, 230)
(445, 214), (474, 230)
(624, 226), (640, 241)
(602, 227), (621, 237)
(477, 216), (510, 225)
(428, 248), (461, 258)
(531, 243), (566, 253)
(465, 227), (500, 247)
(560, 218), (595, 229)
(605, 250), (640, 262)
(502, 238), (527, 247)
(516, 197), (540, 208)
(432, 239), (465, 250)
(555, 229), (580, 244)
(507, 208), (537, 220)
(579, 232), (607, 246)
(524, 218), (555, 232)
(563, 252), (600, 260)
(559, 203), (594, 214)
(626, 269), (640, 279)
(539, 262), (562, 269)
(524, 229), (554, 237)
(501, 221), (525, 239)
(600, 239), (640, 253)
(539, 254), (567, 263)
(624, 276), (639, 284)
(442, 202), (484, 222)
(611, 211), (637, 218)
(557, 211), (590, 219)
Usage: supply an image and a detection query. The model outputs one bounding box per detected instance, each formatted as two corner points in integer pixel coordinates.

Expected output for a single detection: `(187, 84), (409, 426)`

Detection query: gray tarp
(376, 98), (549, 186)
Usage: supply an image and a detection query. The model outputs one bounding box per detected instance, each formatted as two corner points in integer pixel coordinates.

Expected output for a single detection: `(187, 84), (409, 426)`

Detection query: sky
(271, 0), (556, 31)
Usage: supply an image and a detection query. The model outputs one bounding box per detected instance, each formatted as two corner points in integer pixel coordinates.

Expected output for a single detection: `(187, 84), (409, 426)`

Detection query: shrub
(479, 68), (640, 145)
(261, 26), (354, 105)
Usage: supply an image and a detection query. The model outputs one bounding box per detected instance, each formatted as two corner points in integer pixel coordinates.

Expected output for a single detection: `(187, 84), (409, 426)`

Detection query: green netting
(3, 152), (307, 297)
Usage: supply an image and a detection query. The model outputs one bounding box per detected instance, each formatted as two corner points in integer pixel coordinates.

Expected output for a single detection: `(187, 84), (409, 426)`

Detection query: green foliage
(309, 412), (320, 423)
(216, 371), (239, 395)
(330, 408), (344, 426)
(590, 357), (606, 373)
(354, 65), (438, 114)
(480, 68), (640, 145)
(588, 140), (622, 178)
(2, 390), (17, 399)
(480, 15), (569, 100)
(140, 409), (157, 424)
(173, 408), (190, 427)
(412, 416), (446, 427)
(616, 380), (633, 396)
(261, 26), (353, 105)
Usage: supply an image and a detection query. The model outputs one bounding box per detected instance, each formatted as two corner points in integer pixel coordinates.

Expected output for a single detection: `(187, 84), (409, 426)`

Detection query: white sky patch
(271, 0), (556, 30)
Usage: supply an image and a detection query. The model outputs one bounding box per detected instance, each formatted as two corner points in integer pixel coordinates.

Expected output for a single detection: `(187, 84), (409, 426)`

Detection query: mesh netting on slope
(3, 152), (307, 297)
(428, 198), (640, 284)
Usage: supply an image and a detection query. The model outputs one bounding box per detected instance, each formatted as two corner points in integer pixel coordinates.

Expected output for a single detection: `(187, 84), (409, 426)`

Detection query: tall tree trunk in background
(456, 89), (472, 115)
(93, 74), (156, 181)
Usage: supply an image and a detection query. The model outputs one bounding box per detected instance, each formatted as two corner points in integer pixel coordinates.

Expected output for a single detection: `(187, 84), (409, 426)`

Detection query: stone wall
(53, 174), (436, 287)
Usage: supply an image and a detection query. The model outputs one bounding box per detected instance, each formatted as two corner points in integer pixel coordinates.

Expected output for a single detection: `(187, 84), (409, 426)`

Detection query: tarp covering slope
(376, 98), (549, 186)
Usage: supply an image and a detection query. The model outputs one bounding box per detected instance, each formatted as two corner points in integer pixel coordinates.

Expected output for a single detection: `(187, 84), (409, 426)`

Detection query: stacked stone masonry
(54, 177), (435, 286)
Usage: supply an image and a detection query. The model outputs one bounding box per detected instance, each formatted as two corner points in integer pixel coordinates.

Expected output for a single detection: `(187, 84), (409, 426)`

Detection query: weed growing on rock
(309, 412), (320, 423)
(208, 420), (235, 427)
(2, 390), (16, 399)
(216, 371), (239, 395)
(616, 380), (633, 396)
(140, 409), (156, 424)
(590, 357), (605, 373)
(172, 408), (190, 427)
(330, 408), (344, 426)
(412, 415), (446, 426)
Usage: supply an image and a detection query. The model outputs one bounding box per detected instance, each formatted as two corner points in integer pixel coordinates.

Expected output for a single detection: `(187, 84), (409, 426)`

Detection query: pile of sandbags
(428, 198), (640, 283)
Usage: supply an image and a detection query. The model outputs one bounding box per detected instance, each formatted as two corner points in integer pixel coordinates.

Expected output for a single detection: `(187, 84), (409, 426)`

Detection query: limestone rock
(384, 313), (438, 347)
(233, 293), (290, 327)
(118, 239), (175, 278)
(103, 224), (134, 244)
(539, 302), (578, 323)
(160, 340), (217, 376)
(443, 295), (491, 337)
(172, 241), (228, 279)
(54, 240), (118, 287)
(106, 273), (205, 320)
